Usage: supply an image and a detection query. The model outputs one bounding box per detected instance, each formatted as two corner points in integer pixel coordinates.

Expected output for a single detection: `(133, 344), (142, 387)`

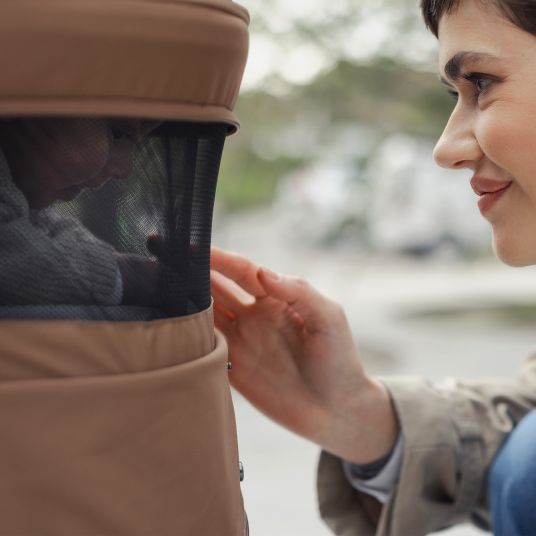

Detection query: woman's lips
(470, 177), (513, 214)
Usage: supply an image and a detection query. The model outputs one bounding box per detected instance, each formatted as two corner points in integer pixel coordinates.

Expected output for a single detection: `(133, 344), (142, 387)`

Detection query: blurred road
(214, 208), (536, 536)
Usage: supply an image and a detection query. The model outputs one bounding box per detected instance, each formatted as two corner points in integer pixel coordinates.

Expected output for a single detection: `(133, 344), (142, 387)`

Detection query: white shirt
(343, 436), (404, 503)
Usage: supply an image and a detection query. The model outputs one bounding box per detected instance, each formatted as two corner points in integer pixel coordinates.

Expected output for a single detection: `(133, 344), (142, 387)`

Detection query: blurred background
(213, 0), (536, 534)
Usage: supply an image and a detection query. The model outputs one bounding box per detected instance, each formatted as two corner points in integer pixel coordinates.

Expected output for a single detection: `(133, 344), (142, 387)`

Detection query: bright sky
(238, 0), (438, 91)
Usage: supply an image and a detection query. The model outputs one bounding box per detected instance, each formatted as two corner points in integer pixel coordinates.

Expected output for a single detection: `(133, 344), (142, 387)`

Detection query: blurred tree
(217, 0), (454, 212)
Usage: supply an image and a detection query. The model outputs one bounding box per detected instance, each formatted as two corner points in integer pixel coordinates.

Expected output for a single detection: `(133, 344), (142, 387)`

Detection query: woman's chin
(492, 234), (536, 267)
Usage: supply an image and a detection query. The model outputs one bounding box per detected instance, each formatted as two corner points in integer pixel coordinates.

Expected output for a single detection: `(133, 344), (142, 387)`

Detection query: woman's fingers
(258, 267), (338, 332)
(211, 247), (267, 298)
(213, 302), (236, 334)
(211, 247), (341, 333)
(210, 271), (244, 315)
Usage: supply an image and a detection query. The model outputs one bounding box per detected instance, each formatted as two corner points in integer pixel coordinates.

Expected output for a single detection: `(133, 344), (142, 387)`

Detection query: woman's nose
(433, 106), (483, 170)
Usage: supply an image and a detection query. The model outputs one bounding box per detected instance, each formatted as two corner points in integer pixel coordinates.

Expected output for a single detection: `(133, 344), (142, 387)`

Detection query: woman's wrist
(318, 377), (399, 465)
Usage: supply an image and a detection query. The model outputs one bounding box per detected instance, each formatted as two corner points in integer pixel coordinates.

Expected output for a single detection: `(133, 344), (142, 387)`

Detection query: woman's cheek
(478, 104), (534, 177)
(476, 108), (513, 164)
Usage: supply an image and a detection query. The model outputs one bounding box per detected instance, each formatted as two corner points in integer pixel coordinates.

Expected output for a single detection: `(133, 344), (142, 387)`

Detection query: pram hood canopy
(0, 0), (249, 132)
(0, 0), (250, 321)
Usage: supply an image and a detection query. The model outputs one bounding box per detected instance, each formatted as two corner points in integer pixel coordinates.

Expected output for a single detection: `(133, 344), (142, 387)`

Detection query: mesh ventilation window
(0, 118), (227, 321)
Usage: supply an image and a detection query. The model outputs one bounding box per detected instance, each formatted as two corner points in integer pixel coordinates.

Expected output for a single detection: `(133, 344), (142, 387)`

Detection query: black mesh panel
(0, 118), (226, 321)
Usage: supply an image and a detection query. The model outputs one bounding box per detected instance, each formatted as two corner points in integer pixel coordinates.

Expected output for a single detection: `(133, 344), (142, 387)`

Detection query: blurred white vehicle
(367, 134), (490, 257)
(273, 133), (490, 257)
(273, 160), (369, 247)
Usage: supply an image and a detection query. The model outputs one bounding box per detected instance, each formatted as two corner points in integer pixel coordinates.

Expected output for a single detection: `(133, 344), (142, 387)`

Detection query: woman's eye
(464, 73), (493, 97)
(441, 73), (495, 106)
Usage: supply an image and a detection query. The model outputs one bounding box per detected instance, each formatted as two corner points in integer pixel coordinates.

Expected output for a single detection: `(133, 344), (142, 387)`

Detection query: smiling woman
(209, 0), (536, 535)
(430, 0), (536, 266)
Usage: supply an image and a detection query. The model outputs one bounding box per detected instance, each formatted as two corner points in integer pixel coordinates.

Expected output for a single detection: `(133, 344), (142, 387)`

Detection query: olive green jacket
(317, 354), (536, 536)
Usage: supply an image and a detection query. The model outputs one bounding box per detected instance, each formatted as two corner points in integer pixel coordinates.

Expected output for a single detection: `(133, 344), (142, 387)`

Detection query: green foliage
(218, 148), (304, 211)
(218, 58), (455, 211)
(299, 58), (454, 137)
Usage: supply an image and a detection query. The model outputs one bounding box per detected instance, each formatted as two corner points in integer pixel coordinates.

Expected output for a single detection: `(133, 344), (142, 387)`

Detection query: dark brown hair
(420, 0), (536, 37)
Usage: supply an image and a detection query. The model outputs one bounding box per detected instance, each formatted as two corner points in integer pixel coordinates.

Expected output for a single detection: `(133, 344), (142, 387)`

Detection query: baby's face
(2, 118), (154, 208)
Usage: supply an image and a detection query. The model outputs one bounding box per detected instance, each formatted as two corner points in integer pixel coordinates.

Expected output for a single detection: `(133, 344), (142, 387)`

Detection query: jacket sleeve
(317, 354), (536, 536)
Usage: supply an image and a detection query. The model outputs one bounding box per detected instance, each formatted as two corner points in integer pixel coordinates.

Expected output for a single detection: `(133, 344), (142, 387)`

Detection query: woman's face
(434, 0), (536, 266)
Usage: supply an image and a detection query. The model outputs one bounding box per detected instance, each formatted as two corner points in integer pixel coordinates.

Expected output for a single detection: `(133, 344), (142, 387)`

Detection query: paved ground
(215, 208), (536, 536)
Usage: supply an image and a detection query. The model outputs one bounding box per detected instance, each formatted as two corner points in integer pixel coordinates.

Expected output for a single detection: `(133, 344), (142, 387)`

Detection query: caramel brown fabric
(0, 0), (249, 132)
(0, 307), (246, 535)
(0, 2), (249, 532)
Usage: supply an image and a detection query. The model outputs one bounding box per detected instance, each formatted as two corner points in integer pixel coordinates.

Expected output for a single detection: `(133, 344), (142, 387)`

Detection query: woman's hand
(211, 247), (398, 464)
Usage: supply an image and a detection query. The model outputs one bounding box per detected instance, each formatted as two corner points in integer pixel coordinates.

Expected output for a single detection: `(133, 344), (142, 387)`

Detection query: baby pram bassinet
(0, 1), (249, 534)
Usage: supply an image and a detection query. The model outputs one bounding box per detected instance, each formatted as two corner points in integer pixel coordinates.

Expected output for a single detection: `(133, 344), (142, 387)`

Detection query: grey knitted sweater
(0, 150), (122, 306)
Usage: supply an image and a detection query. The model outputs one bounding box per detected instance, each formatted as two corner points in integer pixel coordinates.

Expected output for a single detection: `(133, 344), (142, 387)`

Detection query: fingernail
(260, 266), (281, 281)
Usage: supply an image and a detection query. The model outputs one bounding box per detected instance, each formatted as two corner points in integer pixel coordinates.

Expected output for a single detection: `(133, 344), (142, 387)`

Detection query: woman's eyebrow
(442, 51), (501, 82)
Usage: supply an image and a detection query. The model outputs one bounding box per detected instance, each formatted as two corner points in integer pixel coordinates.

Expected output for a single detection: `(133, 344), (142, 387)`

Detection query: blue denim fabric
(489, 409), (536, 536)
